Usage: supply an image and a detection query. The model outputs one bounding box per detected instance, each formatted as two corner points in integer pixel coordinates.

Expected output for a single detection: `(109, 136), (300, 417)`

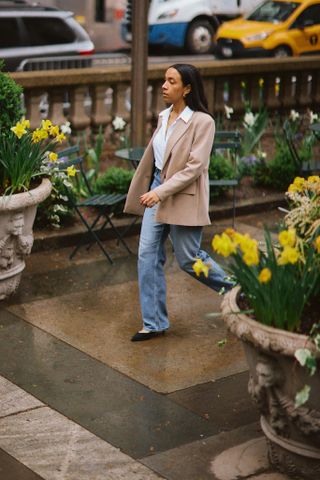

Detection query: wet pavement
(0, 208), (296, 479)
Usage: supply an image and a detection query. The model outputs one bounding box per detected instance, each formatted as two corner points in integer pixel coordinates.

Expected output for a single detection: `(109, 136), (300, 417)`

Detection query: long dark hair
(170, 63), (211, 116)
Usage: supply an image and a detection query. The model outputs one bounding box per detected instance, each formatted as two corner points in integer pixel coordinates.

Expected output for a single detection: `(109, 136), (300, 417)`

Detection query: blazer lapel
(162, 120), (192, 170)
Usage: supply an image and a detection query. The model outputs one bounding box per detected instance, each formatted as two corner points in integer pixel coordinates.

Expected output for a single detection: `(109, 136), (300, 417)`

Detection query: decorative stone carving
(221, 287), (320, 480)
(0, 179), (51, 300)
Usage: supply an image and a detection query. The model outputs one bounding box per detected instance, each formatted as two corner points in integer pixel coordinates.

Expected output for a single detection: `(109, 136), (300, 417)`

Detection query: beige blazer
(124, 111), (215, 226)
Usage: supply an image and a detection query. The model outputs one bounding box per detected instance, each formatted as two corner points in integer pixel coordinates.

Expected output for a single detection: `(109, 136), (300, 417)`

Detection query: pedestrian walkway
(0, 210), (295, 479)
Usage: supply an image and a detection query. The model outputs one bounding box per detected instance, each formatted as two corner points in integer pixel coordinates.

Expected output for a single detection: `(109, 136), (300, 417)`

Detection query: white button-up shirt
(153, 105), (194, 171)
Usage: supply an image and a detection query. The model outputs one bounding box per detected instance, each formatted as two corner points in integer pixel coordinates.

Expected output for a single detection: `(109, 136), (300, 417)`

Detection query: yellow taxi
(215, 0), (320, 58)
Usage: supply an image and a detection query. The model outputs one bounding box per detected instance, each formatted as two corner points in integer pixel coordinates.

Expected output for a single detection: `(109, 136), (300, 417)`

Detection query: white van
(121, 0), (262, 54)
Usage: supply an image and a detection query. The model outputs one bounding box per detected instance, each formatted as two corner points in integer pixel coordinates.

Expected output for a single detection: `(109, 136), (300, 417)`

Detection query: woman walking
(124, 63), (233, 341)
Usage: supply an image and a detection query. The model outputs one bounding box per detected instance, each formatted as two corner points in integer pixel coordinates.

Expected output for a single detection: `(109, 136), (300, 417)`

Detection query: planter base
(0, 179), (51, 300)
(221, 287), (320, 480)
(262, 416), (320, 480)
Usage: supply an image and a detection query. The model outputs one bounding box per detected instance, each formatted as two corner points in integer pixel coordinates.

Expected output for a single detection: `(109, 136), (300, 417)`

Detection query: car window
(246, 0), (299, 23)
(0, 18), (21, 48)
(292, 5), (320, 27)
(22, 17), (76, 46)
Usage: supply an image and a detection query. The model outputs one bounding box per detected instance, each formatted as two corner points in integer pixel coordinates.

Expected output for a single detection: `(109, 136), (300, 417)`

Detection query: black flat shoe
(131, 330), (165, 342)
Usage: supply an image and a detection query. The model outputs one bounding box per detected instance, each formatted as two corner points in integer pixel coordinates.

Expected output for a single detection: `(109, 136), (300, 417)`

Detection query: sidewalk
(0, 206), (295, 480)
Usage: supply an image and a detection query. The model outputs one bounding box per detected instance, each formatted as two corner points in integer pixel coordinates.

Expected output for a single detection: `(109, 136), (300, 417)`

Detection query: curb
(33, 193), (286, 253)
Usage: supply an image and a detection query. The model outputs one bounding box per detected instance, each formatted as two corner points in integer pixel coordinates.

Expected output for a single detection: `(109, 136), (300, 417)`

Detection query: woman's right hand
(140, 191), (160, 208)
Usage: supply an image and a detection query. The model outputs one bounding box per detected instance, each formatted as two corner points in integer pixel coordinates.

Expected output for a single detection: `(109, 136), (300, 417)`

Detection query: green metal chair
(58, 145), (132, 264)
(210, 130), (241, 226)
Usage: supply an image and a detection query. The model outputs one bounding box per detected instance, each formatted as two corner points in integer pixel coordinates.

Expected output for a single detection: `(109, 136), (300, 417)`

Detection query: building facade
(40, 0), (127, 51)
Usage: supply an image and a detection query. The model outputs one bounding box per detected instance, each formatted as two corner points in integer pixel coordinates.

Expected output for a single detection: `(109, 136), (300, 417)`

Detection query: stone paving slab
(0, 376), (43, 418)
(8, 272), (247, 393)
(0, 448), (44, 480)
(0, 377), (164, 480)
(141, 423), (262, 480)
(168, 371), (259, 432)
(141, 424), (293, 480)
(0, 310), (221, 459)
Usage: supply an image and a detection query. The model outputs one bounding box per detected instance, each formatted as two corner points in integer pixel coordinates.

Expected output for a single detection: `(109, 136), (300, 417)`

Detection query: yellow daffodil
(243, 249), (259, 266)
(278, 246), (300, 265)
(21, 118), (30, 129)
(212, 233), (237, 257)
(48, 152), (58, 162)
(307, 175), (320, 184)
(192, 258), (210, 278)
(11, 122), (27, 139)
(32, 129), (43, 143)
(32, 128), (48, 143)
(314, 236), (320, 254)
(259, 78), (264, 88)
(41, 119), (52, 131)
(278, 228), (296, 248)
(224, 228), (236, 238)
(258, 268), (272, 283)
(67, 165), (77, 177)
(49, 125), (60, 137)
(287, 176), (305, 193)
(55, 132), (66, 143)
(238, 234), (258, 255)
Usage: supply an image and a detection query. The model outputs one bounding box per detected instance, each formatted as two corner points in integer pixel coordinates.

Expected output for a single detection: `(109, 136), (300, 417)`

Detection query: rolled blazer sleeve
(152, 115), (215, 201)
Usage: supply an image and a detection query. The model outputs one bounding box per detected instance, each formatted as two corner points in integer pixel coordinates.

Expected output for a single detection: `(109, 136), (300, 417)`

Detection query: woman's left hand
(140, 191), (160, 208)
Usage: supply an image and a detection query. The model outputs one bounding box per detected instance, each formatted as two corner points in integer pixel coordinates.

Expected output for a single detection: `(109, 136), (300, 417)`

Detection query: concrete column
(131, 0), (149, 147)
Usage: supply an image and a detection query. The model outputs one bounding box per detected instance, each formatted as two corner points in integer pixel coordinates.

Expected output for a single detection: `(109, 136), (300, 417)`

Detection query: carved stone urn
(221, 286), (320, 480)
(0, 179), (52, 300)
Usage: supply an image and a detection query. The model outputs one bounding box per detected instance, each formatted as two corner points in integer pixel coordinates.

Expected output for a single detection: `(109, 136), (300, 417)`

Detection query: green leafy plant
(253, 144), (298, 190)
(212, 226), (319, 332)
(34, 176), (74, 229)
(0, 61), (23, 135)
(95, 167), (134, 195)
(94, 166), (134, 215)
(208, 153), (235, 200)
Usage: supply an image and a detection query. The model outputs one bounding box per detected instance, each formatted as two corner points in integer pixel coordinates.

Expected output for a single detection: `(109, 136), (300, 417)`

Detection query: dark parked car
(0, 0), (94, 71)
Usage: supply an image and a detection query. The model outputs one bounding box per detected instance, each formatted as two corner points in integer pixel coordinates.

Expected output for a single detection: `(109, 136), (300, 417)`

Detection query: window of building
(95, 0), (106, 22)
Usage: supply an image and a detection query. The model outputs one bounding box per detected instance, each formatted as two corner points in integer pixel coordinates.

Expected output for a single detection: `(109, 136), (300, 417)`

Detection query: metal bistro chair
(209, 130), (241, 227)
(115, 147), (146, 240)
(58, 145), (132, 264)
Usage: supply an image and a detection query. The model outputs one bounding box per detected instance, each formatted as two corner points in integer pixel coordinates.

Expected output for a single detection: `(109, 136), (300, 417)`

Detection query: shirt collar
(159, 105), (194, 123)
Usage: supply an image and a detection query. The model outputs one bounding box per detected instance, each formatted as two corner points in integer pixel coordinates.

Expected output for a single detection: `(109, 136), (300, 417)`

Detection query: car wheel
(273, 45), (292, 57)
(186, 20), (215, 54)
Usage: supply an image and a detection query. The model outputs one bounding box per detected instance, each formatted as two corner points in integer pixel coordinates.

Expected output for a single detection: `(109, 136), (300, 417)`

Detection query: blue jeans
(138, 169), (234, 332)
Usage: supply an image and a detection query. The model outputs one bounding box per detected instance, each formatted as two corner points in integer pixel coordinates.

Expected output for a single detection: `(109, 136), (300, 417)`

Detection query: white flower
(309, 111), (319, 124)
(224, 105), (234, 119)
(61, 121), (72, 135)
(244, 112), (256, 127)
(290, 110), (300, 121)
(112, 116), (126, 131)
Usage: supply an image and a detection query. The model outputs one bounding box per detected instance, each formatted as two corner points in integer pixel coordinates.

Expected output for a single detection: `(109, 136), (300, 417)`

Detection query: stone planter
(221, 286), (320, 480)
(0, 179), (52, 300)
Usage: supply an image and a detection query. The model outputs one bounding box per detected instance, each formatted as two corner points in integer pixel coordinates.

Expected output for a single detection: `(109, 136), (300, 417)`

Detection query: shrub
(94, 167), (134, 215)
(253, 144), (299, 190)
(0, 60), (23, 135)
(209, 153), (235, 200)
(95, 167), (134, 195)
